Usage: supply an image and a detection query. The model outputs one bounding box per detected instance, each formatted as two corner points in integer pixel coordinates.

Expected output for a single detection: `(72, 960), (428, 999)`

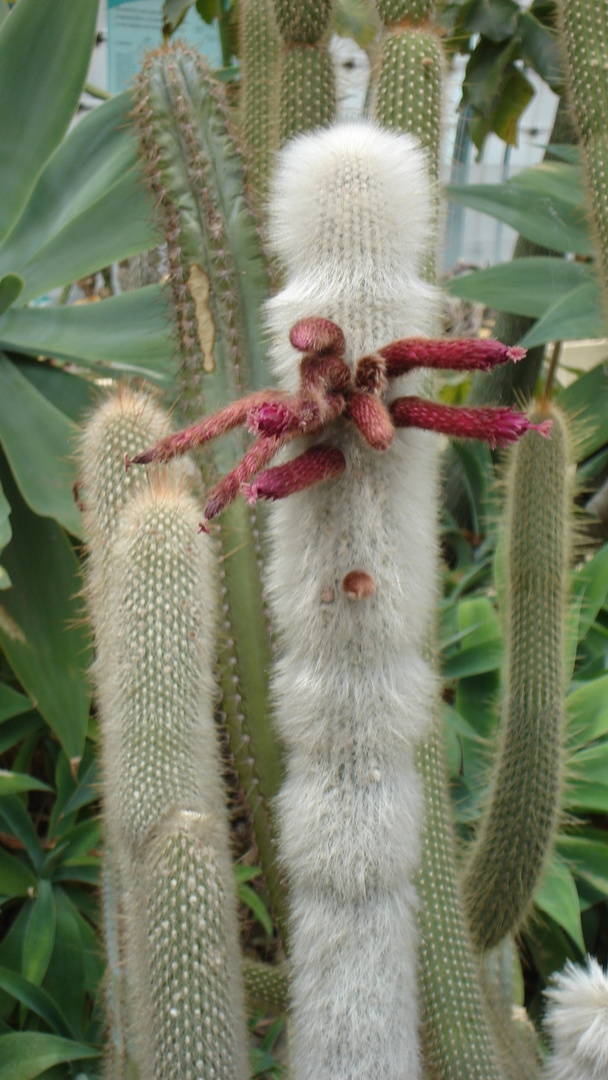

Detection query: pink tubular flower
(128, 315), (547, 524)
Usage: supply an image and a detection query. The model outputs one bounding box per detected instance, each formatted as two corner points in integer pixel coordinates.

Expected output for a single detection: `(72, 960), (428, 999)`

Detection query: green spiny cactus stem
(373, 29), (444, 181)
(559, 0), (608, 312)
(279, 47), (337, 142)
(92, 455), (248, 1079)
(242, 959), (289, 1013)
(272, 0), (333, 43)
(415, 729), (504, 1080)
(463, 403), (572, 953)
(239, 0), (281, 210)
(375, 0), (435, 25)
(132, 44), (287, 944)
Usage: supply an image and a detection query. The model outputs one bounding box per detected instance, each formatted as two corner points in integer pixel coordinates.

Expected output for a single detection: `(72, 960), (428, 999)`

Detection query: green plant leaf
(534, 855), (585, 952)
(446, 258), (590, 319)
(0, 1032), (99, 1080)
(567, 740), (608, 812)
(0, 771), (51, 796)
(446, 182), (594, 254)
(464, 37), (517, 116)
(237, 883), (274, 937)
(0, 684), (30, 724)
(571, 544), (608, 643)
(491, 66), (534, 146)
(557, 834), (608, 898)
(0, 966), (74, 1039)
(516, 10), (564, 91)
(22, 881), (56, 987)
(567, 675), (608, 748)
(0, 275), (23, 317)
(0, 355), (81, 536)
(0, 287), (175, 386)
(0, 849), (37, 899)
(463, 0), (520, 42)
(17, 360), (95, 425)
(510, 162), (584, 206)
(0, 91), (157, 301)
(0, 0), (98, 246)
(0, 455), (92, 759)
(164, 0), (196, 32)
(559, 361), (608, 461)
(0, 796), (44, 871)
(519, 281), (607, 348)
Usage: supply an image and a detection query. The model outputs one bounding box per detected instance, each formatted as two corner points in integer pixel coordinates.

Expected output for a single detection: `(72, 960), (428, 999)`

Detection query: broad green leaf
(567, 741), (608, 811)
(58, 759), (100, 821)
(0, 275), (23, 317)
(443, 596), (502, 677)
(0, 92), (154, 290)
(0, 355), (80, 535)
(534, 855), (585, 952)
(0, 714), (42, 756)
(571, 544), (608, 643)
(559, 361), (608, 461)
(17, 360), (95, 425)
(491, 66), (534, 146)
(463, 0), (520, 42)
(164, 0), (196, 32)
(567, 675), (608, 748)
(510, 162), (583, 207)
(0, 287), (175, 387)
(442, 639), (503, 678)
(0, 849), (36, 899)
(0, 683), (30, 724)
(0, 2), (8, 28)
(0, 476), (10, 588)
(519, 281), (607, 348)
(22, 882), (56, 987)
(0, 1032), (98, 1080)
(0, 456), (92, 758)
(43, 890), (87, 1038)
(464, 37), (517, 117)
(0, 0), (98, 245)
(0, 770), (51, 796)
(446, 258), (590, 319)
(0, 966), (74, 1040)
(557, 834), (608, 898)
(0, 796), (43, 871)
(446, 182), (594, 254)
(449, 440), (494, 538)
(545, 144), (581, 165)
(516, 10), (564, 91)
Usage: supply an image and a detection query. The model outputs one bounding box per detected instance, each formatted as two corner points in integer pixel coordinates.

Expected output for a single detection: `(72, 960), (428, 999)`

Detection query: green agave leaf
(0, 770), (51, 796)
(0, 2), (8, 28)
(534, 855), (585, 952)
(0, 275), (23, 318)
(544, 144), (581, 165)
(446, 257), (590, 320)
(0, 1033), (98, 1080)
(510, 162), (583, 207)
(519, 281), (607, 348)
(0, 91), (154, 292)
(0, 684), (31, 724)
(0, 0), (98, 246)
(0, 849), (37, 899)
(0, 966), (74, 1040)
(445, 181), (594, 254)
(22, 881), (56, 988)
(557, 835), (608, 898)
(559, 361), (608, 461)
(0, 455), (92, 759)
(0, 287), (176, 386)
(17, 360), (95, 425)
(567, 674), (608, 748)
(0, 355), (81, 536)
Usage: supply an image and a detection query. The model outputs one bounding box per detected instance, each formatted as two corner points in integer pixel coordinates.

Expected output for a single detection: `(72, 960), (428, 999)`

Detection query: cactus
(463, 404), (572, 952)
(558, 0), (608, 313)
(75, 3), (599, 1077)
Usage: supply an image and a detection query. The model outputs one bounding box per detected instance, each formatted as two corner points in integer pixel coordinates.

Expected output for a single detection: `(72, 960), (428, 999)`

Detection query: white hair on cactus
(543, 958), (608, 1080)
(266, 121), (441, 1080)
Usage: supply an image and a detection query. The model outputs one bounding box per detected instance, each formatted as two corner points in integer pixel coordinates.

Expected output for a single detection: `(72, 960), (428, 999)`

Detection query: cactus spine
(80, 389), (248, 1080)
(132, 47), (288, 941)
(266, 122), (441, 1080)
(558, 0), (608, 312)
(271, 0), (336, 143)
(463, 404), (571, 952)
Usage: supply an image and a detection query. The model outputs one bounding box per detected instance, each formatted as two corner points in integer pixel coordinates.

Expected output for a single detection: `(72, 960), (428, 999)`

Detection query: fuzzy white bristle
(267, 121), (441, 1080)
(543, 958), (608, 1080)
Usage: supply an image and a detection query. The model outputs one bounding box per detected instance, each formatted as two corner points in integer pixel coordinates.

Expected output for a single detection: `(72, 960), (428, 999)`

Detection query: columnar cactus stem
(239, 0), (281, 210)
(271, 0), (336, 143)
(266, 122), (441, 1080)
(81, 390), (249, 1080)
(463, 404), (571, 952)
(558, 0), (608, 313)
(132, 45), (287, 942)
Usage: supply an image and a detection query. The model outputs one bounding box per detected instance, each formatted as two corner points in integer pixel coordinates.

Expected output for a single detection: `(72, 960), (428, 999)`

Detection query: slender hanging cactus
(77, 2), (608, 1077)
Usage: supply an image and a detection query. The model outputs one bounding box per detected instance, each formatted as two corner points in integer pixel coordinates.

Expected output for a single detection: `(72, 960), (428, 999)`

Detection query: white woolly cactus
(265, 122), (441, 1080)
(543, 958), (608, 1080)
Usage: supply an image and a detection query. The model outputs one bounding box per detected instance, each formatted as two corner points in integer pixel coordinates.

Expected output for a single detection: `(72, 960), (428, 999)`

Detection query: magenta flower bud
(289, 317), (346, 356)
(347, 391), (394, 451)
(243, 445), (346, 504)
(390, 396), (553, 449)
(379, 337), (526, 377)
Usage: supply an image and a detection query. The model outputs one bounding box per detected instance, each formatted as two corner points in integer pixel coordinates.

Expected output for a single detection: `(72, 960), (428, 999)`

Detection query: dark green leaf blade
(0, 455), (92, 759)
(519, 282), (607, 348)
(0, 771), (51, 796)
(0, 355), (81, 536)
(0, 1032), (99, 1080)
(0, 276), (23, 318)
(0, 0), (98, 245)
(0, 966), (74, 1039)
(446, 257), (590, 319)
